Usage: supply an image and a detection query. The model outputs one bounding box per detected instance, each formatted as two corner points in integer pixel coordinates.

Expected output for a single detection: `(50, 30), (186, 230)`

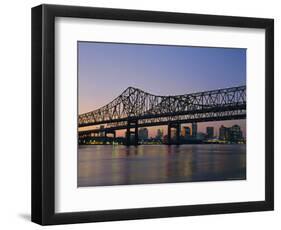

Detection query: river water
(78, 144), (246, 187)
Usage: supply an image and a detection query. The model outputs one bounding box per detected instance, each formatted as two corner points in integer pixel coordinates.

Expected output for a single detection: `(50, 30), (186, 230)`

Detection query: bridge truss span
(79, 85), (246, 128)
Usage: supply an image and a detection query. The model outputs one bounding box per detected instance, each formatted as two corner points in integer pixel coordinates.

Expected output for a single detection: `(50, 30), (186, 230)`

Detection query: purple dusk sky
(78, 41), (246, 137)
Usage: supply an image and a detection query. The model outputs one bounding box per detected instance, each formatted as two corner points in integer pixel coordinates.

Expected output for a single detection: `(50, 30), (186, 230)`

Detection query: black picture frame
(31, 4), (274, 225)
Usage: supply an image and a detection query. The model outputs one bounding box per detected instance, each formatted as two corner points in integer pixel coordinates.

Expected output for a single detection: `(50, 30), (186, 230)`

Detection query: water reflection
(78, 144), (246, 187)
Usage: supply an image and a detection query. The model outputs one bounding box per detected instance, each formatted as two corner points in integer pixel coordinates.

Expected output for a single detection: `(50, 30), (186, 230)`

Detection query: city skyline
(78, 41), (246, 137)
(135, 123), (244, 140)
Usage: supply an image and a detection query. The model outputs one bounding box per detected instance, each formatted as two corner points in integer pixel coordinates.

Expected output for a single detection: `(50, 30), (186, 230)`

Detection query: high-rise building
(182, 126), (191, 138)
(138, 128), (148, 140)
(229, 125), (243, 143)
(219, 124), (244, 143)
(206, 127), (214, 139)
(219, 125), (229, 140)
(156, 129), (163, 139)
(171, 129), (177, 139)
(192, 122), (197, 137)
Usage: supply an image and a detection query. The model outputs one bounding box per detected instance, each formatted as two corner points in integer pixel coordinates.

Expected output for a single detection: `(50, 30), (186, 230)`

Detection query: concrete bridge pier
(167, 123), (181, 145)
(125, 119), (139, 146)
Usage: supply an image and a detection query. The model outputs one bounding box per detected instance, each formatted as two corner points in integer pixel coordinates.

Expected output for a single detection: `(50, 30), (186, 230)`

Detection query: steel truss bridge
(78, 85), (246, 145)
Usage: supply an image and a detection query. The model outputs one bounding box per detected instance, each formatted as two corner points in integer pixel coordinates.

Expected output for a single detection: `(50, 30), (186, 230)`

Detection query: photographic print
(78, 42), (246, 187)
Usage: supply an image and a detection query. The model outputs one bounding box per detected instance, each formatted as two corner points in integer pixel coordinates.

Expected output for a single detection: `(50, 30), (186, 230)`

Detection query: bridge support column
(126, 126), (130, 146)
(167, 124), (171, 145)
(175, 123), (180, 145)
(125, 119), (139, 146)
(167, 123), (181, 145)
(134, 121), (139, 146)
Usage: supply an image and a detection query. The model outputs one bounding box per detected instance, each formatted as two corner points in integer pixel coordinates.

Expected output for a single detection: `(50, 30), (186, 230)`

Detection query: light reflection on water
(78, 144), (246, 187)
